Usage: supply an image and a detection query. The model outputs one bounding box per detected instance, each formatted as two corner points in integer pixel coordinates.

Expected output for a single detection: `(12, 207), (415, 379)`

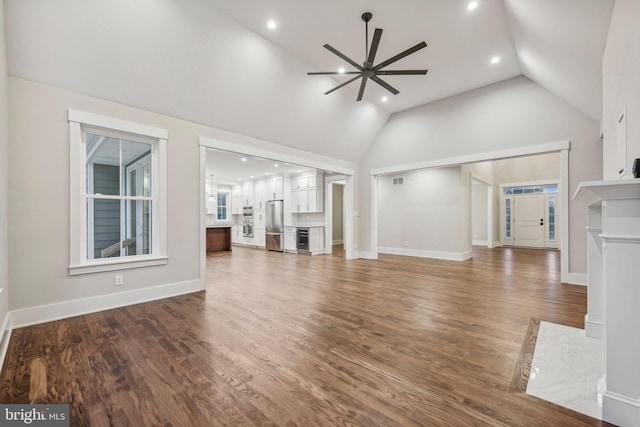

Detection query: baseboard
(584, 313), (604, 339)
(378, 247), (472, 261)
(353, 251), (377, 260)
(493, 241), (502, 248)
(472, 240), (488, 246)
(10, 279), (204, 329)
(332, 239), (344, 245)
(584, 314), (603, 339)
(0, 312), (12, 374)
(564, 273), (587, 286)
(603, 390), (640, 427)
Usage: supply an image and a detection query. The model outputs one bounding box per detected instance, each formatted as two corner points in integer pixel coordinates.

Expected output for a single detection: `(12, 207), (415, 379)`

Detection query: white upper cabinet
(242, 181), (254, 207)
(254, 180), (266, 210)
(290, 172), (324, 213)
(232, 184), (243, 215)
(267, 177), (284, 200)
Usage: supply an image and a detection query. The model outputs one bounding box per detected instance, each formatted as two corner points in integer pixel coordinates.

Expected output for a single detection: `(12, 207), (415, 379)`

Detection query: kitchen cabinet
(232, 185), (243, 215)
(242, 182), (254, 207)
(284, 226), (297, 253)
(290, 172), (323, 213)
(308, 227), (325, 255)
(254, 226), (266, 248)
(231, 226), (243, 243)
(206, 226), (231, 252)
(267, 177), (284, 200)
(254, 180), (266, 209)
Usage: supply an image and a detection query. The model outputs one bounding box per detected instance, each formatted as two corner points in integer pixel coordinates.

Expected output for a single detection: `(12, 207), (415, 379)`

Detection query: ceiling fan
(308, 12), (428, 102)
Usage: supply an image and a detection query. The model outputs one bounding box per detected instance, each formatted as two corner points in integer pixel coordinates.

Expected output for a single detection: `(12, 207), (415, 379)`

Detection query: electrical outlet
(115, 275), (124, 286)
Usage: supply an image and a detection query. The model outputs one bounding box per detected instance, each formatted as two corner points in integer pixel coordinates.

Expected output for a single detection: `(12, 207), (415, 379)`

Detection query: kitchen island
(206, 225), (232, 252)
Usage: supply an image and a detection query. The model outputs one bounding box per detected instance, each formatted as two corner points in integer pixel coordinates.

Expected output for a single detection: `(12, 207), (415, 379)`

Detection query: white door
(514, 194), (545, 248)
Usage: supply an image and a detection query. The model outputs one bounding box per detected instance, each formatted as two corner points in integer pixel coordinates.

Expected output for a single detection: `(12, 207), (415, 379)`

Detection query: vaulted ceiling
(3, 0), (614, 163)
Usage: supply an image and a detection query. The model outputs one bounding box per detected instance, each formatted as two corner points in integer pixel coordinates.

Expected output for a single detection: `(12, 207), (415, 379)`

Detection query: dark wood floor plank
(0, 246), (613, 426)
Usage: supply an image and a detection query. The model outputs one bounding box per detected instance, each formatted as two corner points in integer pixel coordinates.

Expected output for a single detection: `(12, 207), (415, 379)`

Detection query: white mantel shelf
(573, 179), (640, 206)
(573, 178), (640, 427)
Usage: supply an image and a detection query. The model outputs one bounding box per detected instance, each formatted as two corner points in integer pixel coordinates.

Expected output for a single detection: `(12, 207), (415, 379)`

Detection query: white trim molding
(0, 311), (12, 374)
(564, 273), (587, 286)
(584, 314), (603, 339)
(602, 390), (640, 427)
(379, 247), (472, 262)
(10, 279), (204, 329)
(370, 140), (570, 176)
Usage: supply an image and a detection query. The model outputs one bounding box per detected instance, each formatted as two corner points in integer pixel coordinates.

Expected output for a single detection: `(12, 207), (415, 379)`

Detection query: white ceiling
(206, 148), (317, 186)
(3, 0), (614, 163)
(209, 0), (613, 118)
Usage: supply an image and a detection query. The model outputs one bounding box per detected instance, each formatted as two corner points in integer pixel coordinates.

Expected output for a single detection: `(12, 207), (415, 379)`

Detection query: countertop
(206, 224), (233, 229)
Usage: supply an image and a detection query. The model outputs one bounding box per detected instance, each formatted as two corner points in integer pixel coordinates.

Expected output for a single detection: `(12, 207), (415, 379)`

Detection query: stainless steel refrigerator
(265, 200), (284, 252)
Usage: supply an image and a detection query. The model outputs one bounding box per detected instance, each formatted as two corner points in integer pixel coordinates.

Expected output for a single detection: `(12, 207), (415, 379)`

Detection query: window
(69, 110), (168, 275)
(217, 191), (229, 221)
(505, 198), (512, 240)
(548, 196), (556, 241)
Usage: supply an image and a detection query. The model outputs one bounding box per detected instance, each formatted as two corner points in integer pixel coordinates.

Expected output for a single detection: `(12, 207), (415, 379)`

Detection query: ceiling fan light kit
(308, 12), (428, 102)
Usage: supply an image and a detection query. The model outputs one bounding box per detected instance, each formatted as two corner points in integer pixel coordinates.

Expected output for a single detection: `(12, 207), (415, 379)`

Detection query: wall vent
(392, 176), (404, 186)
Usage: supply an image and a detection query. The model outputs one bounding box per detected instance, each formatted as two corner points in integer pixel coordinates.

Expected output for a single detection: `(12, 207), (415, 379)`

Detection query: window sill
(69, 256), (168, 276)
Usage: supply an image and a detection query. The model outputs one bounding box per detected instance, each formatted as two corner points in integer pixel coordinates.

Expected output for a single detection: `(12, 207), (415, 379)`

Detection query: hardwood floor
(0, 246), (612, 426)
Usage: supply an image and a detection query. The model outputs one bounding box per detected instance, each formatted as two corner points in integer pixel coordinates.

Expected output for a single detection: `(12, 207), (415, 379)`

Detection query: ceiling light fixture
(338, 67), (346, 74)
(468, 1), (478, 11)
(267, 20), (277, 30)
(491, 56), (501, 64)
(241, 157), (247, 162)
(381, 96), (388, 102)
(274, 164), (279, 167)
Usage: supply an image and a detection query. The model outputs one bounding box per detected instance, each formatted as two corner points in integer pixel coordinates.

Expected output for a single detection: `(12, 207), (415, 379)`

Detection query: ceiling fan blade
(371, 75), (399, 95)
(356, 77), (368, 101)
(373, 41), (427, 71)
(323, 44), (363, 71)
(324, 75), (362, 95)
(365, 28), (383, 68)
(376, 69), (428, 75)
(307, 71), (361, 75)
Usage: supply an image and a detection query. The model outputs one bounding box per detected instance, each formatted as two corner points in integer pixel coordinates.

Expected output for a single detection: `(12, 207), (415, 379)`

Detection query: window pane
(548, 196), (556, 241)
(513, 187), (523, 194)
(88, 198), (122, 259)
(86, 135), (120, 195)
(505, 199), (511, 239)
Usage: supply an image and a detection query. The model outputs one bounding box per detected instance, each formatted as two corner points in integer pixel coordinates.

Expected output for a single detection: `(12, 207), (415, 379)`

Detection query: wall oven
(243, 206), (254, 238)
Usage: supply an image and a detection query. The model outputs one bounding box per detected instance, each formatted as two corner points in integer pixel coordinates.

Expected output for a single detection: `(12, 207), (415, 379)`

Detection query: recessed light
(274, 164), (279, 167)
(267, 20), (277, 30)
(250, 175), (255, 179)
(265, 172), (270, 176)
(491, 56), (501, 64)
(338, 67), (346, 74)
(381, 96), (388, 102)
(241, 157), (247, 162)
(468, 1), (478, 11)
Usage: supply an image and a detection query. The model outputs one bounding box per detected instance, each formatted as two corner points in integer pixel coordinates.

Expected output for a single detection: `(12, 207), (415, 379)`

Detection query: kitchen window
(68, 110), (168, 275)
(217, 191), (229, 221)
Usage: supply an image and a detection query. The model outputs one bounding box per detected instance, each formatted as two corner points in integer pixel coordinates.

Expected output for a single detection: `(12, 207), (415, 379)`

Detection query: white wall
(472, 181), (488, 244)
(493, 152), (560, 183)
(3, 0), (388, 164)
(0, 0), (10, 328)
(359, 76), (602, 275)
(377, 166), (471, 260)
(602, 0), (640, 180)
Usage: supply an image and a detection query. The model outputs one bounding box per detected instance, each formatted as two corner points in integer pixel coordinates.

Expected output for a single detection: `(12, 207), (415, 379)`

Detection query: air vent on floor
(392, 176), (404, 186)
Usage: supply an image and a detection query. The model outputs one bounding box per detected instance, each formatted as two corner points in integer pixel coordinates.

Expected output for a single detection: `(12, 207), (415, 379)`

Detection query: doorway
(501, 183), (559, 249)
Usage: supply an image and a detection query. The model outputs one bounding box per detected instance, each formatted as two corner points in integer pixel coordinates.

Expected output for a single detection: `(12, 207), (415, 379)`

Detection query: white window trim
(68, 109), (168, 275)
(216, 189), (231, 222)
